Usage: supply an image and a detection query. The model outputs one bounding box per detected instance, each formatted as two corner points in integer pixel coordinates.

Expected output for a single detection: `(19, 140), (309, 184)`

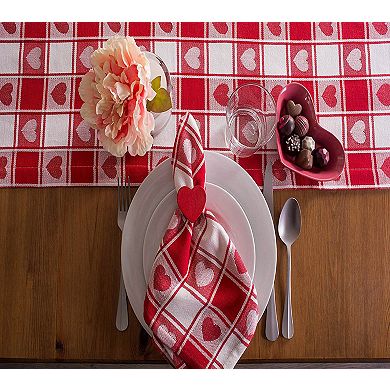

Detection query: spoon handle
(282, 245), (294, 339)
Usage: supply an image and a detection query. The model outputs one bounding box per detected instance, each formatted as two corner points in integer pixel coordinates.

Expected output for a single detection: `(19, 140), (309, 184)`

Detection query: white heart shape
(76, 120), (91, 142)
(80, 46), (94, 69)
(183, 139), (196, 164)
(350, 120), (366, 144)
(157, 325), (176, 348)
(293, 49), (309, 72)
(184, 47), (201, 69)
(347, 48), (362, 71)
(246, 310), (258, 336)
(26, 47), (41, 70)
(21, 119), (37, 143)
(240, 48), (256, 71)
(242, 121), (258, 144)
(195, 261), (214, 288)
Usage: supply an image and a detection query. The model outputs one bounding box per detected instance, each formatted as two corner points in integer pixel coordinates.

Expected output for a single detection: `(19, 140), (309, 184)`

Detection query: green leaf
(147, 87), (172, 113)
(151, 76), (161, 92)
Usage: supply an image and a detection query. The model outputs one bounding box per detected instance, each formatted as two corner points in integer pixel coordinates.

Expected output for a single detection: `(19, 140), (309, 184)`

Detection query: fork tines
(117, 176), (131, 211)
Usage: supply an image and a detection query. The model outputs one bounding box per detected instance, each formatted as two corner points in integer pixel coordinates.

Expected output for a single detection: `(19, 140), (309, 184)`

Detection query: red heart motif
(376, 83), (390, 106)
(102, 155), (117, 179)
(0, 83), (13, 106)
(0, 156), (7, 180)
(51, 82), (67, 106)
(159, 22), (173, 33)
(46, 156), (62, 179)
(202, 317), (221, 342)
(213, 83), (229, 107)
(212, 22), (228, 35)
(177, 185), (206, 223)
(54, 22), (69, 34)
(322, 85), (337, 108)
(153, 265), (171, 292)
(271, 85), (283, 103)
(107, 22), (121, 33)
(2, 22), (16, 34)
(272, 159), (287, 182)
(267, 22), (282, 36)
(319, 22), (333, 36)
(381, 157), (390, 178)
(373, 22), (388, 35)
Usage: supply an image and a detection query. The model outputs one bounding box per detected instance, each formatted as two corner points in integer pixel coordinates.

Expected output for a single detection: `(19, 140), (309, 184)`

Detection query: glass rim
(227, 83), (276, 112)
(143, 51), (172, 95)
(225, 83), (277, 153)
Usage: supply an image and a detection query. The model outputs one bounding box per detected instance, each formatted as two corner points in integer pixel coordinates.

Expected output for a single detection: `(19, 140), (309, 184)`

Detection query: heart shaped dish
(276, 82), (345, 181)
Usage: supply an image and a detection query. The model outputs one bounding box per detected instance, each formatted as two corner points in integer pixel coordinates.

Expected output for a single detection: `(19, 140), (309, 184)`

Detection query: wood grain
(0, 188), (389, 363)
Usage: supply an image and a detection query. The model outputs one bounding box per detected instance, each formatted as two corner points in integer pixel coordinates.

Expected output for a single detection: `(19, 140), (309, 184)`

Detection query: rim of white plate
(121, 151), (276, 333)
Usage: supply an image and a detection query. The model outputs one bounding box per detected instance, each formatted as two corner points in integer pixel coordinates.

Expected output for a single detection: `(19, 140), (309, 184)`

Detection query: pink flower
(79, 36), (155, 156)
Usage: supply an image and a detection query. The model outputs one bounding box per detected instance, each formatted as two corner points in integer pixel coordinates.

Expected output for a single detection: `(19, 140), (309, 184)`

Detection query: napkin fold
(144, 113), (259, 369)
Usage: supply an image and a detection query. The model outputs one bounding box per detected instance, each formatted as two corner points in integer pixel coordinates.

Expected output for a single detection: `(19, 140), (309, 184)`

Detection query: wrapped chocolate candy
(296, 149), (313, 170)
(313, 147), (330, 168)
(294, 115), (309, 137)
(301, 136), (315, 152)
(277, 115), (295, 136)
(284, 134), (301, 155)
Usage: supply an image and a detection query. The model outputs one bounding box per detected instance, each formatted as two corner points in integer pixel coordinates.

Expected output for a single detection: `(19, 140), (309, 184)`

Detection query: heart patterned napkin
(144, 113), (259, 369)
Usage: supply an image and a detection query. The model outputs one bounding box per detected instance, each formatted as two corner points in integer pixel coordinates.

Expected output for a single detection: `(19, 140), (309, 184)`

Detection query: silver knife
(263, 161), (279, 341)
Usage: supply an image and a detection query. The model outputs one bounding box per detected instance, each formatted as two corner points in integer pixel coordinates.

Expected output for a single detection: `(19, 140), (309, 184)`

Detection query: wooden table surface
(0, 187), (389, 366)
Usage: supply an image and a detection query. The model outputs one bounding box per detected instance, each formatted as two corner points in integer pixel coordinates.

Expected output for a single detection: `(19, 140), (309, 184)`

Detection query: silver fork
(116, 176), (131, 331)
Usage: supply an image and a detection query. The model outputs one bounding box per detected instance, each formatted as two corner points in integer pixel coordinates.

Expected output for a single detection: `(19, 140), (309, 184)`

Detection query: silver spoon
(278, 198), (301, 339)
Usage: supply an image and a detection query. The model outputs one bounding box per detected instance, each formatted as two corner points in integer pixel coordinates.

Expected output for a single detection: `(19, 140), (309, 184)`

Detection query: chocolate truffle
(294, 115), (309, 137)
(313, 147), (330, 168)
(301, 136), (315, 152)
(287, 100), (302, 117)
(296, 149), (313, 170)
(277, 115), (295, 136)
(284, 134), (301, 155)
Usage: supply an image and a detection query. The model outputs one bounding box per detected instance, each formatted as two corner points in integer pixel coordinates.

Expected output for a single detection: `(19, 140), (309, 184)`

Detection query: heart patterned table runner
(0, 22), (390, 189)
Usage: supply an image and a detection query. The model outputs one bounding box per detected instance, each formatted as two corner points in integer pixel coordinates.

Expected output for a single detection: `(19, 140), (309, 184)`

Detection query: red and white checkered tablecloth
(1, 22), (390, 189)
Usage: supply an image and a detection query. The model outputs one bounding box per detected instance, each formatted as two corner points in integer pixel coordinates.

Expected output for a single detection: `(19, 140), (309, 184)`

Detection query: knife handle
(265, 287), (279, 341)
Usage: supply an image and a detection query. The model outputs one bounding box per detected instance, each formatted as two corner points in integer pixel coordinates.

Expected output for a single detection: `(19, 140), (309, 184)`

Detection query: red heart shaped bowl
(276, 82), (345, 181)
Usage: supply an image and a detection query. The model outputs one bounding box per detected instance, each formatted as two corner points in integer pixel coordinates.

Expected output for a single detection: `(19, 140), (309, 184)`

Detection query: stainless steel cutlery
(263, 162), (302, 341)
(278, 197), (301, 339)
(263, 162), (279, 342)
(116, 176), (131, 331)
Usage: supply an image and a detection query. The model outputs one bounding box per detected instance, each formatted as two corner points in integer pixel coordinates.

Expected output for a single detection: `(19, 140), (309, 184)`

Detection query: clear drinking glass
(226, 84), (276, 157)
(144, 51), (172, 137)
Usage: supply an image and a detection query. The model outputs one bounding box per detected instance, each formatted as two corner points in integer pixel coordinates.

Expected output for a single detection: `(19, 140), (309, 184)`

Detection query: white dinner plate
(142, 182), (255, 283)
(121, 151), (276, 333)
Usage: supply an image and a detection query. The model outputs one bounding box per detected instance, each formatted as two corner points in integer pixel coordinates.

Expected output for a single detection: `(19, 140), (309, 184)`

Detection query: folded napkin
(144, 113), (259, 369)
